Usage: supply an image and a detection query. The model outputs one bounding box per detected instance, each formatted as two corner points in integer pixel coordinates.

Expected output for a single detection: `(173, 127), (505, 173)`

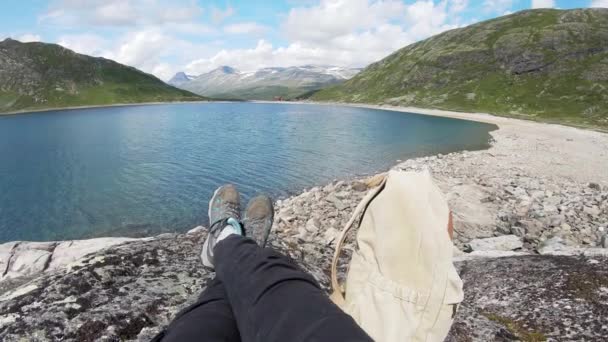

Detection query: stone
(588, 182), (601, 191)
(583, 206), (601, 216)
(305, 218), (320, 233)
(582, 248), (608, 257)
(0, 242), (18, 277)
(48, 237), (137, 271)
(187, 226), (205, 235)
(447, 255), (608, 341)
(448, 184), (498, 241)
(537, 237), (572, 255)
(323, 227), (340, 245)
(2, 242), (55, 280)
(602, 234), (608, 248)
(325, 193), (347, 211)
(454, 250), (530, 261)
(510, 226), (526, 237)
(467, 235), (523, 252)
(352, 182), (368, 192)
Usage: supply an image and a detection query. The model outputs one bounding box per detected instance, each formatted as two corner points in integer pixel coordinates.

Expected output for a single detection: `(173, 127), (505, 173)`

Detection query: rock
(323, 228), (340, 245)
(0, 234), (211, 341)
(510, 225), (526, 237)
(325, 193), (347, 211)
(467, 235), (523, 252)
(536, 237), (589, 255)
(454, 250), (530, 261)
(0, 242), (18, 277)
(582, 248), (608, 257)
(447, 255), (608, 341)
(601, 234), (608, 248)
(187, 226), (205, 235)
(448, 184), (497, 242)
(588, 182), (601, 191)
(305, 218), (320, 233)
(2, 242), (56, 280)
(351, 182), (368, 192)
(48, 237), (137, 271)
(583, 205), (601, 216)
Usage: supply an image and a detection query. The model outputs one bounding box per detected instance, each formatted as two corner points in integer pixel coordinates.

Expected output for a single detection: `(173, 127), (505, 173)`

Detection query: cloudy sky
(1, 0), (606, 80)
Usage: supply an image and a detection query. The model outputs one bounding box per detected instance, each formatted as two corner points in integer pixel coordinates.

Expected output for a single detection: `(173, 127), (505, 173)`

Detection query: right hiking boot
(243, 195), (274, 248)
(201, 184), (243, 268)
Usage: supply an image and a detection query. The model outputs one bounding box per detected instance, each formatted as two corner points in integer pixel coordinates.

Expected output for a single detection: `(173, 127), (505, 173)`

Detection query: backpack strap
(330, 175), (388, 305)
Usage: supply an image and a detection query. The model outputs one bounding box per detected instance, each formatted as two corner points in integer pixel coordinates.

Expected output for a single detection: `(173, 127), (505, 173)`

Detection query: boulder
(538, 236), (572, 255)
(2, 242), (56, 280)
(448, 184), (498, 242)
(325, 193), (347, 211)
(48, 237), (138, 271)
(1, 233), (605, 342)
(467, 235), (523, 252)
(447, 255), (608, 341)
(0, 242), (18, 276)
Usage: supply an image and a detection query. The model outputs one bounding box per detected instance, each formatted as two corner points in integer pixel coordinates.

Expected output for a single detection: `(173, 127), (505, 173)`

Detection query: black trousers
(154, 234), (372, 342)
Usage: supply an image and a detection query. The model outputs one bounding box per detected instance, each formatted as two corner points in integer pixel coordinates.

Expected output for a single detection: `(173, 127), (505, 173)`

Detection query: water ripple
(0, 103), (496, 242)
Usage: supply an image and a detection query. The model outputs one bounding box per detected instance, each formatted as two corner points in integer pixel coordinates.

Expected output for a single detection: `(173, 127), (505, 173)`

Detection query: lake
(0, 102), (496, 242)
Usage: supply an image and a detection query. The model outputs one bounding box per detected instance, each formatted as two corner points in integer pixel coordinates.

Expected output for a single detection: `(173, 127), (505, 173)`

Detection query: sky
(0, 0), (606, 81)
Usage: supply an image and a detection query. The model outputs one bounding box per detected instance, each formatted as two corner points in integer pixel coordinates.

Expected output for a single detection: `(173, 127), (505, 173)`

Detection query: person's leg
(155, 185), (246, 342)
(215, 235), (373, 342)
(153, 278), (241, 342)
(199, 186), (371, 342)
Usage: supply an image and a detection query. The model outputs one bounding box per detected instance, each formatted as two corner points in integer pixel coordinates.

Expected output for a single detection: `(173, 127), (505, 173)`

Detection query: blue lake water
(0, 102), (496, 242)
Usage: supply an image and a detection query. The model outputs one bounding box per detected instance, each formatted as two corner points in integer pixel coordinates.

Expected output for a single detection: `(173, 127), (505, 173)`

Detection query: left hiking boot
(243, 195), (274, 248)
(201, 184), (243, 268)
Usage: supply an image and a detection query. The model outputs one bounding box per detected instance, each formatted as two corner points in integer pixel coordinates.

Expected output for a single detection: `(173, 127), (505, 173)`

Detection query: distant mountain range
(312, 8), (608, 128)
(169, 65), (361, 100)
(0, 39), (204, 113)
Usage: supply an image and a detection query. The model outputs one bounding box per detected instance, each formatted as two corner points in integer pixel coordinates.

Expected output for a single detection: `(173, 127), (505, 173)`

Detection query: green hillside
(0, 39), (204, 113)
(312, 9), (608, 128)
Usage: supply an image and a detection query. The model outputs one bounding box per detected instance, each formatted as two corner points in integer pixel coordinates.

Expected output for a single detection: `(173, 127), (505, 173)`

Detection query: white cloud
(483, 0), (514, 13)
(56, 29), (214, 81)
(224, 22), (269, 35)
(449, 0), (469, 13)
(184, 0), (461, 76)
(531, 0), (556, 8)
(284, 0), (406, 43)
(35, 0), (495, 81)
(57, 33), (112, 57)
(16, 34), (42, 42)
(590, 0), (608, 7)
(183, 0), (461, 76)
(211, 6), (235, 24)
(41, 0), (204, 27)
(170, 23), (216, 35)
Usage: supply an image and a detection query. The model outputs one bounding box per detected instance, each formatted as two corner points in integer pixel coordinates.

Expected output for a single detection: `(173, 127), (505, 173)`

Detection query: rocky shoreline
(1, 108), (608, 340)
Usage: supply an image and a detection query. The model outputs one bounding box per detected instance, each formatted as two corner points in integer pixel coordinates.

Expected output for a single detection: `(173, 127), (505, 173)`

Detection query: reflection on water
(0, 102), (496, 242)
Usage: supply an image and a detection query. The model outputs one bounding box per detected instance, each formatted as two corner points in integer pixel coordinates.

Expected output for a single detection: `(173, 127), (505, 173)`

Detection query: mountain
(312, 9), (608, 128)
(167, 71), (196, 85)
(169, 65), (361, 100)
(0, 39), (204, 113)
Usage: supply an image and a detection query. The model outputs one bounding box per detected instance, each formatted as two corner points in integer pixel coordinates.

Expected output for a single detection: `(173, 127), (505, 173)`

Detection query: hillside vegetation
(0, 39), (204, 113)
(312, 9), (608, 128)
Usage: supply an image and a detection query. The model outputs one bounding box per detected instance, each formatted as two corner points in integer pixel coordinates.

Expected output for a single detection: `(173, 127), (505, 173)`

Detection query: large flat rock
(0, 238), (138, 285)
(48, 237), (137, 271)
(0, 231), (606, 341)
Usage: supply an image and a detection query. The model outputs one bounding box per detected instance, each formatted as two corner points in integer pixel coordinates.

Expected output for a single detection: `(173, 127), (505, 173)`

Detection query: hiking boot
(243, 195), (274, 248)
(201, 184), (243, 268)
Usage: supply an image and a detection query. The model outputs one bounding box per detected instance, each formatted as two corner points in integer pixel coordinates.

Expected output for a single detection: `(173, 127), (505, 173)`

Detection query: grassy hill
(0, 39), (204, 113)
(312, 9), (608, 128)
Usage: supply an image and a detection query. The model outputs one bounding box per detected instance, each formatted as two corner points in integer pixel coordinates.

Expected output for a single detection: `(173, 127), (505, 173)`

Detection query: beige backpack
(330, 170), (464, 341)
